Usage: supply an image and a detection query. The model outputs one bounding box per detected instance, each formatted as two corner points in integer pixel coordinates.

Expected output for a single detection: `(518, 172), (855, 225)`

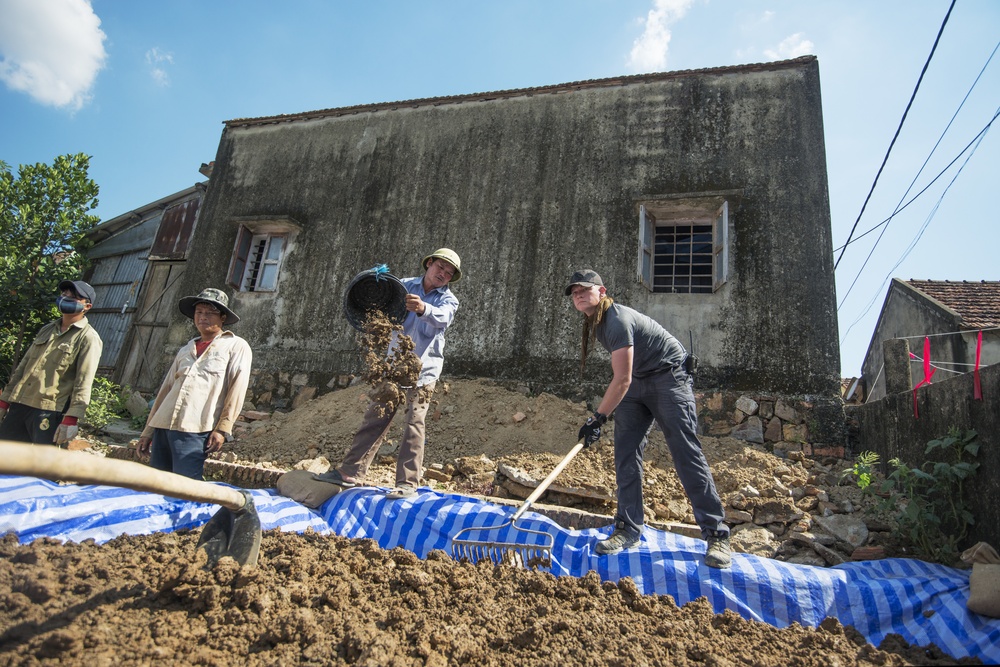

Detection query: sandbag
(276, 469), (343, 509)
(961, 541), (1000, 618)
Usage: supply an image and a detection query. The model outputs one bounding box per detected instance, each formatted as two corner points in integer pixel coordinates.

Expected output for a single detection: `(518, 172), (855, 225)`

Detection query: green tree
(0, 154), (100, 384)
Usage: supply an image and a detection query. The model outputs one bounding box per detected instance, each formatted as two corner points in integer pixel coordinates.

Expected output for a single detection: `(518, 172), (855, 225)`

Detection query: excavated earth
(0, 531), (974, 666)
(0, 370), (978, 664)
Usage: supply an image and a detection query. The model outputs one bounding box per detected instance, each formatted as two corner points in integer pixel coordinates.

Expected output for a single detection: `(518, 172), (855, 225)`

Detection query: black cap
(59, 280), (97, 304)
(564, 269), (604, 296)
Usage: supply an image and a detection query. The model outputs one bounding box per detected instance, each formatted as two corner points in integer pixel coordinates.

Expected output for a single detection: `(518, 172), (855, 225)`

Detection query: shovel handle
(511, 440), (585, 523)
(0, 441), (248, 511)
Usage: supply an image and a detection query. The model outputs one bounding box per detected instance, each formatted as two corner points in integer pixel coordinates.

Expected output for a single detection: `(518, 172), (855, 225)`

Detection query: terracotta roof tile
(906, 279), (1000, 329)
(224, 56), (816, 128)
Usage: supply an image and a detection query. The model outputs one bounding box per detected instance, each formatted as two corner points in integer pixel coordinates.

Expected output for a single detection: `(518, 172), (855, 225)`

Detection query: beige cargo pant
(339, 381), (435, 489)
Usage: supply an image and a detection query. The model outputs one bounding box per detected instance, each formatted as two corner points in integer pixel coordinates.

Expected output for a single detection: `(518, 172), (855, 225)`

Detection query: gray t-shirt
(595, 304), (686, 378)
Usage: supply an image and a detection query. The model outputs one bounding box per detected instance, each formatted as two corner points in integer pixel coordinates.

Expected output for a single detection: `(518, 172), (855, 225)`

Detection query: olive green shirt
(1, 318), (104, 419)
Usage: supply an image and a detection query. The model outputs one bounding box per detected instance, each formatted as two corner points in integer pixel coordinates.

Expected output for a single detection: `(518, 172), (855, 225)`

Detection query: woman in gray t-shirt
(566, 269), (731, 568)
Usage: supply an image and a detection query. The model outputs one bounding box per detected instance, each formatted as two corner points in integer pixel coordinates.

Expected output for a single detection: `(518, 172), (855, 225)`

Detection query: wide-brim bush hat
(421, 248), (462, 283)
(179, 287), (240, 324)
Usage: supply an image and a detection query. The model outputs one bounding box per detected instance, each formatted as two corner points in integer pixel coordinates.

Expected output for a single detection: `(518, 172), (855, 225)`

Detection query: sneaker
(385, 485), (417, 500)
(595, 522), (641, 555)
(312, 469), (357, 488)
(705, 535), (732, 569)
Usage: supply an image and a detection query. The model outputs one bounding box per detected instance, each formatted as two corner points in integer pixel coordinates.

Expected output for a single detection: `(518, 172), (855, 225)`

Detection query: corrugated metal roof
(225, 56), (816, 129)
(88, 249), (148, 368)
(906, 279), (1000, 329)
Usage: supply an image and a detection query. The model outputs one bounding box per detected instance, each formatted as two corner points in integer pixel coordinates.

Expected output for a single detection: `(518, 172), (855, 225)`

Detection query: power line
(832, 37), (1000, 256)
(835, 106), (1000, 310)
(838, 109), (997, 344)
(833, 0), (956, 271)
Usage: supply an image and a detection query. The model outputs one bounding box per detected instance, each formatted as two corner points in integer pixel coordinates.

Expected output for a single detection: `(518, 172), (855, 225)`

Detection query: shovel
(0, 441), (261, 567)
(451, 440), (585, 569)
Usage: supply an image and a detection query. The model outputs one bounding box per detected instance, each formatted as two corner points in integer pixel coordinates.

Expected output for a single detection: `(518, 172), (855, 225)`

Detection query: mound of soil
(0, 531), (970, 666)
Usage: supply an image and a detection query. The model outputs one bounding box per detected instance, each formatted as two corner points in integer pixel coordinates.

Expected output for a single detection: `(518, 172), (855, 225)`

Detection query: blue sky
(1, 0), (997, 378)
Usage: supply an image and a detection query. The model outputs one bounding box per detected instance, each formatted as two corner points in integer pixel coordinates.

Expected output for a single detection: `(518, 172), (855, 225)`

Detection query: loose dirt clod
(357, 311), (423, 416)
(0, 531), (973, 666)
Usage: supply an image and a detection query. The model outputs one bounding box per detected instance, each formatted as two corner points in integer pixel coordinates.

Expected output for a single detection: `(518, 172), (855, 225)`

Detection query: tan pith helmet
(421, 248), (462, 283)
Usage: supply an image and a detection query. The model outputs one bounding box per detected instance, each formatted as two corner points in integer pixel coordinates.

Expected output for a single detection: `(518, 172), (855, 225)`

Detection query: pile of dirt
(0, 531), (971, 666)
(228, 377), (894, 566)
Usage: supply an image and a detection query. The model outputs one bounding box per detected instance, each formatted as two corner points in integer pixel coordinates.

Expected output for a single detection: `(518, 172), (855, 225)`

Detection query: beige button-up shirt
(142, 331), (252, 437)
(1, 318), (104, 419)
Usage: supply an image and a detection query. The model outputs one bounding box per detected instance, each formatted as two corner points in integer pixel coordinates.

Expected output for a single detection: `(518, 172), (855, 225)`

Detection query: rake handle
(0, 441), (248, 511)
(511, 440), (585, 523)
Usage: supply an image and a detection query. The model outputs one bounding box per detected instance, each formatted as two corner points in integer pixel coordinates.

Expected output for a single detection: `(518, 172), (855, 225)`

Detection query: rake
(451, 440), (585, 568)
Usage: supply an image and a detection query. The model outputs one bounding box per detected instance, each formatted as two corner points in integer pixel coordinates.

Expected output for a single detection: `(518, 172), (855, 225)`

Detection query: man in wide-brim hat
(136, 288), (252, 480)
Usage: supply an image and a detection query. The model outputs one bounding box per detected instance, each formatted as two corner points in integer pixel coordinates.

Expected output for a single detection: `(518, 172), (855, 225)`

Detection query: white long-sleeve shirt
(142, 331), (252, 436)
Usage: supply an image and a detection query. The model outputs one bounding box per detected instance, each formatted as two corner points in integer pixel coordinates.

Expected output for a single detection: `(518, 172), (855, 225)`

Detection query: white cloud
(627, 0), (694, 73)
(763, 33), (815, 61)
(0, 0), (106, 110)
(146, 47), (173, 87)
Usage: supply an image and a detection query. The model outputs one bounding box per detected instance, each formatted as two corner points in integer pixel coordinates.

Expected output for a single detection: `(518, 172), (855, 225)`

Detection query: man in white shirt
(136, 288), (252, 480)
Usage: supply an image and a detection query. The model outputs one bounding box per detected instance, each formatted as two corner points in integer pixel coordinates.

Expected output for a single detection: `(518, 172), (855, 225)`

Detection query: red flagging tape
(913, 337), (936, 419)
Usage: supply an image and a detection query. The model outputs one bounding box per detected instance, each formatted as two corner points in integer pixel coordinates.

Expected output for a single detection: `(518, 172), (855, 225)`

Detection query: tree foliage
(0, 154), (100, 384)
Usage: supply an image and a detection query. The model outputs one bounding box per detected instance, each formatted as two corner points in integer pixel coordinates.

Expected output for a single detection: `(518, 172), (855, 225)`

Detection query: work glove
(578, 412), (607, 448)
(54, 423), (79, 446)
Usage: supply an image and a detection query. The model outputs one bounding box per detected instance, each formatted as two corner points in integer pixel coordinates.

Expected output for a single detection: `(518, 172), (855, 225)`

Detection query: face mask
(56, 296), (86, 315)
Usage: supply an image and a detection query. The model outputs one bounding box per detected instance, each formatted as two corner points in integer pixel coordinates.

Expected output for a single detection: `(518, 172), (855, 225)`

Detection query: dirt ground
(0, 531), (973, 666)
(228, 378), (886, 544)
(0, 374), (976, 665)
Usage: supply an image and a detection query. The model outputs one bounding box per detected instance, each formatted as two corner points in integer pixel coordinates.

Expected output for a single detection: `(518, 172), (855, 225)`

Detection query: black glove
(578, 412), (607, 448)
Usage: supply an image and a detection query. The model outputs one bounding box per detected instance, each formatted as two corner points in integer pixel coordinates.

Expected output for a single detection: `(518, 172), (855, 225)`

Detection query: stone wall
(850, 362), (999, 548)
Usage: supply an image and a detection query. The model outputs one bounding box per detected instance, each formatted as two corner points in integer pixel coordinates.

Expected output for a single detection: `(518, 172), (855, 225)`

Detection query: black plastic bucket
(343, 268), (408, 331)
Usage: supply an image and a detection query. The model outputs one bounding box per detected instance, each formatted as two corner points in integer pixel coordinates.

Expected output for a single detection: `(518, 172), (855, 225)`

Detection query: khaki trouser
(339, 382), (435, 488)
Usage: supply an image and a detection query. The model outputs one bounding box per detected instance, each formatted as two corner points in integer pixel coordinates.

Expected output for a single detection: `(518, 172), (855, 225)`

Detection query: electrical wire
(833, 0), (955, 271)
(832, 37), (1000, 256)
(839, 107), (999, 342)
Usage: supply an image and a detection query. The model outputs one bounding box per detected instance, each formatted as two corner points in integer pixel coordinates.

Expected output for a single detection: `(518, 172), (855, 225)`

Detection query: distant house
(145, 56), (843, 439)
(83, 179), (207, 391)
(862, 279), (1000, 401)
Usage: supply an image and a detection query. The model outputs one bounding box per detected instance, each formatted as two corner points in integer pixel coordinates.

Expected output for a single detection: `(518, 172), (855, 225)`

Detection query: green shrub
(83, 377), (130, 430)
(870, 428), (980, 565)
(841, 450), (880, 490)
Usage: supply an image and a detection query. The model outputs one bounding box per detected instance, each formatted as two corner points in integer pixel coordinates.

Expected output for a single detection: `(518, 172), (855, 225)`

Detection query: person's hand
(136, 436), (152, 457)
(0, 408), (6, 423)
(405, 294), (426, 315)
(578, 412), (607, 448)
(54, 423), (79, 446)
(205, 430), (226, 453)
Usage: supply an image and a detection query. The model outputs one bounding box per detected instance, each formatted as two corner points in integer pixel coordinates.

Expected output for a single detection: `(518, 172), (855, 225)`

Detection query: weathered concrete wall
(169, 57), (840, 420)
(863, 279), (1000, 401)
(850, 362), (999, 549)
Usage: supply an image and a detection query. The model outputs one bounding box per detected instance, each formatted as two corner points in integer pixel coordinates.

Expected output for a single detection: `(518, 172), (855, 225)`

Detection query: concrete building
(149, 56), (843, 437)
(862, 279), (1000, 401)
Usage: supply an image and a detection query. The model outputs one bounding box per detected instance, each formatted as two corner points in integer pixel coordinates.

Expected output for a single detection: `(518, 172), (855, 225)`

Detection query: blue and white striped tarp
(1, 476), (997, 663)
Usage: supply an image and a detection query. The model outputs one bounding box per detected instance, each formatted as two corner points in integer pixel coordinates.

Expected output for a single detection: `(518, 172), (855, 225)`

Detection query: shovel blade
(196, 490), (262, 567)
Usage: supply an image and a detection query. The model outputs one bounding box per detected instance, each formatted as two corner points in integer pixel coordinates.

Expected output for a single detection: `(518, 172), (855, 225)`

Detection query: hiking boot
(705, 535), (732, 569)
(595, 522), (641, 555)
(311, 469), (357, 488)
(385, 485), (417, 500)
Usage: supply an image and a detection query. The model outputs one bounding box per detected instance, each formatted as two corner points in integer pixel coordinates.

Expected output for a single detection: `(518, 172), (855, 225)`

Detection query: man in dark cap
(0, 280), (104, 447)
(135, 288), (252, 480)
(566, 269), (731, 568)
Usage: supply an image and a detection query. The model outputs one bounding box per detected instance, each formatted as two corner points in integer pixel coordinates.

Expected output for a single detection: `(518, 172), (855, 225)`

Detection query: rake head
(450, 522), (554, 569)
